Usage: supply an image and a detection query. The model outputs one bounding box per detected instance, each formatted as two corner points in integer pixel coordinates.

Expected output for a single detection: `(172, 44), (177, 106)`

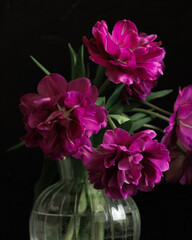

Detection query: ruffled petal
(68, 78), (91, 95)
(37, 73), (68, 97)
(112, 20), (138, 48)
(102, 128), (130, 146)
(19, 93), (44, 115)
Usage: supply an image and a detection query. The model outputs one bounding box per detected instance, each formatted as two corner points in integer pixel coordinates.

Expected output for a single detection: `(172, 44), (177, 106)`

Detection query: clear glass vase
(29, 157), (141, 240)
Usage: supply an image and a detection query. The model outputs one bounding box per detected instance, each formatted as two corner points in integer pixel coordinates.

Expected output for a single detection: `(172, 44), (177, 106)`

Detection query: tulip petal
(112, 20), (138, 48)
(103, 128), (130, 146)
(37, 73), (68, 97)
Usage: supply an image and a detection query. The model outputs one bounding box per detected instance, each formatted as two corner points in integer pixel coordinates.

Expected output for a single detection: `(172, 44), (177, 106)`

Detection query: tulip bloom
(165, 147), (192, 185)
(80, 128), (170, 199)
(83, 19), (165, 99)
(20, 74), (108, 160)
(162, 85), (192, 151)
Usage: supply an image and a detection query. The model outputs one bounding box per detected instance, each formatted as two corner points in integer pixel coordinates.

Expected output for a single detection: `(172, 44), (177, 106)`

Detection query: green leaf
(91, 129), (105, 147)
(7, 141), (25, 152)
(68, 44), (86, 79)
(91, 125), (110, 148)
(146, 89), (173, 102)
(96, 96), (106, 106)
(109, 114), (131, 125)
(120, 120), (132, 132)
(130, 116), (154, 133)
(74, 44), (85, 78)
(30, 56), (51, 75)
(85, 62), (90, 78)
(92, 65), (106, 88)
(105, 83), (125, 110)
(123, 102), (141, 112)
(108, 101), (124, 114)
(34, 157), (58, 201)
(68, 43), (77, 79)
(129, 113), (146, 121)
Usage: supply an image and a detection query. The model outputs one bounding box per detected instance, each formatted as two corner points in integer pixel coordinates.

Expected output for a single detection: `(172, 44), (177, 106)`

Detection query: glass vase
(29, 157), (141, 240)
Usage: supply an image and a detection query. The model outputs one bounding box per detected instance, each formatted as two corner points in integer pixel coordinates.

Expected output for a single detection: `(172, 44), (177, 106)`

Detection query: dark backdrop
(2, 0), (192, 239)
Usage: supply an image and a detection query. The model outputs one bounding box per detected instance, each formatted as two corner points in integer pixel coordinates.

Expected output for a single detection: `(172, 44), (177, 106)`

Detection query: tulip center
(57, 104), (79, 121)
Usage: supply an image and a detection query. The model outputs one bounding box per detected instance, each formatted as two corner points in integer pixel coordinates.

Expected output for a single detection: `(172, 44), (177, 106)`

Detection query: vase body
(29, 157), (141, 240)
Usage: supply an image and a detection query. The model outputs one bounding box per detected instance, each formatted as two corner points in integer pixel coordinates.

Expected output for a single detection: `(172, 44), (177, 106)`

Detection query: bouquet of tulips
(13, 19), (192, 200)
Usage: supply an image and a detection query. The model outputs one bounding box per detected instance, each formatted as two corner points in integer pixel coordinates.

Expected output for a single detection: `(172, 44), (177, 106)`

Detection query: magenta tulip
(80, 128), (170, 199)
(83, 19), (165, 99)
(20, 73), (108, 160)
(162, 85), (192, 151)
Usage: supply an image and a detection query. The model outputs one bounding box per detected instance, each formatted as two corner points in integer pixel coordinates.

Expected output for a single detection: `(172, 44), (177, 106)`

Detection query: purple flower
(80, 128), (170, 199)
(20, 73), (108, 160)
(162, 85), (192, 151)
(165, 147), (192, 185)
(83, 20), (165, 99)
(123, 78), (157, 100)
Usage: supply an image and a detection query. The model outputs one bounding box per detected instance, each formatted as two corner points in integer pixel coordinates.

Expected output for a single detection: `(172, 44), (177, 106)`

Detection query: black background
(2, 0), (192, 239)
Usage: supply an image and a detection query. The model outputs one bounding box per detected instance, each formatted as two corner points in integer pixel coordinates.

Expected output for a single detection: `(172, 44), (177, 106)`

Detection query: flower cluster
(80, 128), (170, 199)
(20, 74), (107, 160)
(18, 19), (192, 199)
(83, 20), (165, 100)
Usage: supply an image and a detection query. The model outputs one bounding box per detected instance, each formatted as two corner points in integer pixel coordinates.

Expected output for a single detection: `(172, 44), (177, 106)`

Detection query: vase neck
(57, 157), (87, 183)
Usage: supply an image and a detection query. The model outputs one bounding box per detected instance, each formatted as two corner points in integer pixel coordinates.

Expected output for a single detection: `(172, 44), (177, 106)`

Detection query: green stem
(143, 124), (164, 133)
(97, 222), (104, 239)
(107, 115), (117, 130)
(64, 217), (74, 240)
(30, 56), (51, 75)
(139, 100), (172, 116)
(130, 107), (170, 122)
(98, 78), (110, 96)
